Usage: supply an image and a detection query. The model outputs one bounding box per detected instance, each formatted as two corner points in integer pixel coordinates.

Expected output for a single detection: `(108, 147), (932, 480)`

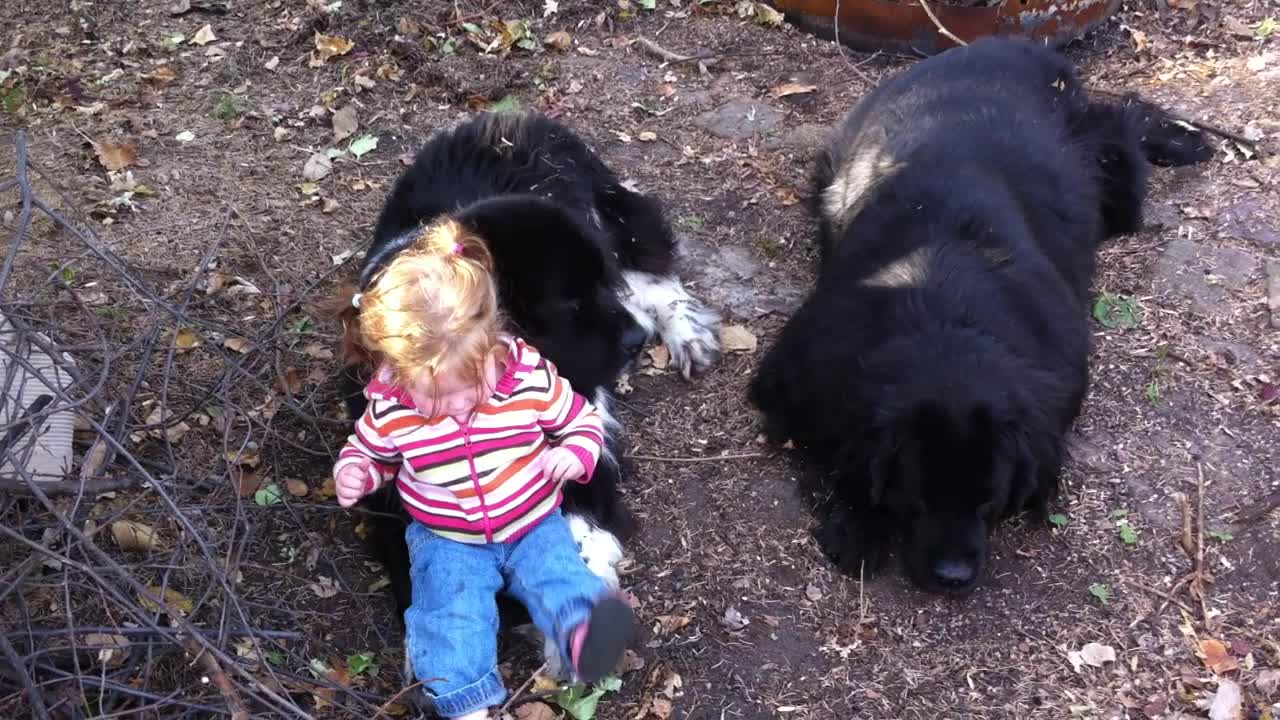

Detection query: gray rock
(678, 234), (806, 320)
(1151, 237), (1260, 315)
(697, 98), (784, 141)
(764, 123), (829, 153)
(1219, 199), (1280, 248)
(1193, 335), (1266, 373)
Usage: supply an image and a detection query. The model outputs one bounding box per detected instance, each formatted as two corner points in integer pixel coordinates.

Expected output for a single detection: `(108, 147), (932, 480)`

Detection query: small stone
(697, 98), (784, 141)
(1151, 238), (1260, 315)
(764, 123), (829, 152)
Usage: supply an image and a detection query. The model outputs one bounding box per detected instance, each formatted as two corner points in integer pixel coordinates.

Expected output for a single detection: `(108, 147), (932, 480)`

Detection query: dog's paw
(662, 300), (722, 381)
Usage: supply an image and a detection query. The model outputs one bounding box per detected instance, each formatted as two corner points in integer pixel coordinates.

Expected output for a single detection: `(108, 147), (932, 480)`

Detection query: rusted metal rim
(772, 0), (1123, 56)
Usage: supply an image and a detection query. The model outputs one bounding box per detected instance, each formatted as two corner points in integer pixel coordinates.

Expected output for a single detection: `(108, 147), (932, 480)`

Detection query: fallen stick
(183, 636), (250, 720)
(918, 0), (968, 47)
(0, 394), (54, 458)
(0, 474), (136, 496)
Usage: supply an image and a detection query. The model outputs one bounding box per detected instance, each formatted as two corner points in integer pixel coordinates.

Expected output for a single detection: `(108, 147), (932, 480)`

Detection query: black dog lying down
(749, 37), (1211, 593)
(334, 111), (721, 674)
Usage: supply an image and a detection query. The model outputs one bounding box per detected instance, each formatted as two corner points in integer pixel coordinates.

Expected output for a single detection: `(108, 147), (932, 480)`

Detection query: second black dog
(749, 37), (1211, 593)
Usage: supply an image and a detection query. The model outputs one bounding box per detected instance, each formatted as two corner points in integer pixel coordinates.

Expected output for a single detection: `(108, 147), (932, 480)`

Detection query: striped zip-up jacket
(335, 337), (604, 544)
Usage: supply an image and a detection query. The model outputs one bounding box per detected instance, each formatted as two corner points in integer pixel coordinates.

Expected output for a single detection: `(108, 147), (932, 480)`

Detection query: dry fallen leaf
(1068, 642), (1116, 671)
(140, 586), (194, 615)
(174, 327), (202, 351)
(397, 17), (421, 35)
(111, 520), (162, 553)
(311, 32), (354, 66)
(303, 153), (332, 182)
(315, 476), (337, 500)
(638, 131), (657, 142)
(277, 366), (304, 395)
(804, 582), (823, 601)
(720, 324), (758, 353)
(302, 342), (334, 360)
(332, 105), (358, 142)
(285, 478), (309, 497)
(654, 614), (691, 635)
(223, 337), (254, 354)
(650, 698), (673, 720)
(311, 576), (340, 598)
(232, 467), (260, 496)
(544, 30), (572, 51)
(1200, 638), (1239, 675)
(515, 701), (558, 720)
(165, 421), (191, 444)
(225, 443), (262, 468)
(647, 344), (670, 370)
(720, 605), (749, 631)
(190, 24), (217, 46)
(83, 633), (130, 668)
(770, 82), (817, 99)
(92, 139), (138, 171)
(140, 66), (178, 87)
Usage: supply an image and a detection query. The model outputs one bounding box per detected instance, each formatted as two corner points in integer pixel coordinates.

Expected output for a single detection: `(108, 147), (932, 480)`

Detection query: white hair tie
(351, 293), (363, 309)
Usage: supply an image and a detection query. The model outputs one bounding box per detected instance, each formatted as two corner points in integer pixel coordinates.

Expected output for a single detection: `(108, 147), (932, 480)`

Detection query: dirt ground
(1, 0), (1277, 718)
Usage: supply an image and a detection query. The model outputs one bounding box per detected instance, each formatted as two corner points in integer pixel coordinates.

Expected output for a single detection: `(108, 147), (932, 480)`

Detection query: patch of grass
(1145, 379), (1162, 406)
(1088, 582), (1112, 605)
(0, 86), (25, 114)
(212, 93), (244, 121)
(678, 215), (705, 231)
(289, 315), (316, 334)
(490, 95), (520, 114)
(93, 306), (128, 320)
(1092, 291), (1141, 329)
(753, 234), (784, 259)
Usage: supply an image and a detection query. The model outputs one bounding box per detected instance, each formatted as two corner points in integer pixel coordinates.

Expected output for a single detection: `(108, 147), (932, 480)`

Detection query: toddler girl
(333, 220), (635, 720)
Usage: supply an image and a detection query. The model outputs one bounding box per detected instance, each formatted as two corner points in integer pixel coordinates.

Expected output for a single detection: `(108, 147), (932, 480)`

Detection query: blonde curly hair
(349, 219), (504, 390)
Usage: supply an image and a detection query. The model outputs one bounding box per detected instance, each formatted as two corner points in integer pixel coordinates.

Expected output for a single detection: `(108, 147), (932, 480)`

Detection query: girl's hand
(335, 458), (377, 508)
(541, 447), (585, 484)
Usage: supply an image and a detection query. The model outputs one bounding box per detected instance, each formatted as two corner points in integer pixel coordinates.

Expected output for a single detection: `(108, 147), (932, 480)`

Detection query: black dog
(335, 111), (720, 668)
(749, 37), (1210, 594)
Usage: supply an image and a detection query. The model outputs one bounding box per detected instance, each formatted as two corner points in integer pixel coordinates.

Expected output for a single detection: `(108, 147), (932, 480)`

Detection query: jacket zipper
(460, 418), (494, 542)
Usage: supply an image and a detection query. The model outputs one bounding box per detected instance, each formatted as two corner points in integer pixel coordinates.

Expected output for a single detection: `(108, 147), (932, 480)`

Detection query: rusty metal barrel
(773, 0), (1124, 56)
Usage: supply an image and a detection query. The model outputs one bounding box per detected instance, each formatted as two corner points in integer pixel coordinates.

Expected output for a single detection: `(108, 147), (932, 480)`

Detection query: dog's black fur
(340, 112), (691, 621)
(749, 37), (1212, 594)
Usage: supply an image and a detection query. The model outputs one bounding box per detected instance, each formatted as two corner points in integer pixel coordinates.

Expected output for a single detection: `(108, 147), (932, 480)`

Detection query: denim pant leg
(503, 511), (609, 663)
(403, 523), (507, 718)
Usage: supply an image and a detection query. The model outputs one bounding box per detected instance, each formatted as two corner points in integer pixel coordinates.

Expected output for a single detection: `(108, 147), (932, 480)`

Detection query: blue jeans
(404, 510), (608, 718)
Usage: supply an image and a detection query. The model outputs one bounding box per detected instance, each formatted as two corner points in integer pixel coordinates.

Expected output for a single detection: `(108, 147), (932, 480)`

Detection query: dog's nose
(620, 322), (648, 358)
(932, 559), (976, 589)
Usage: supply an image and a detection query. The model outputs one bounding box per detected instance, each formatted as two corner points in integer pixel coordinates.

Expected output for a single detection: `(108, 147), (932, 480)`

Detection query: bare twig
(0, 474), (136, 496)
(499, 661), (550, 715)
(0, 394), (53, 458)
(0, 634), (51, 720)
(918, 0), (968, 48)
(182, 636), (249, 720)
(372, 680), (427, 720)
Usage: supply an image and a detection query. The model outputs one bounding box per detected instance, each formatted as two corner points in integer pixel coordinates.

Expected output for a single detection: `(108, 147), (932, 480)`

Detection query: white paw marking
(525, 513), (623, 679)
(619, 271), (722, 379)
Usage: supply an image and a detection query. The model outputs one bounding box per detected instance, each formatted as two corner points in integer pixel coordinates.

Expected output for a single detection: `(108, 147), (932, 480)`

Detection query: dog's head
(869, 399), (1041, 594)
(453, 195), (647, 393)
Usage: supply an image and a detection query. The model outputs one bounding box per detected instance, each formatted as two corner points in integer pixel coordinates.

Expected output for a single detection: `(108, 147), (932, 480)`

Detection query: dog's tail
(1079, 94), (1213, 238)
(1116, 94), (1215, 168)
